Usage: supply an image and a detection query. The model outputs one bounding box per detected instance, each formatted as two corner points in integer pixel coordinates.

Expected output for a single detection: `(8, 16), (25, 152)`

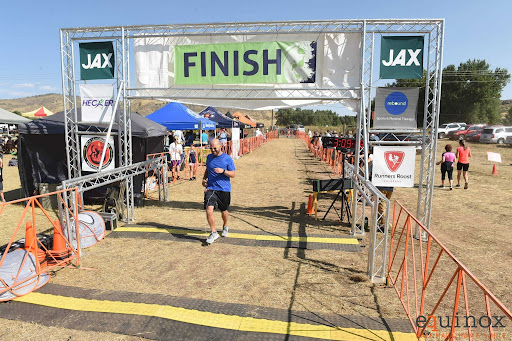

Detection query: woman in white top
(168, 140), (183, 180)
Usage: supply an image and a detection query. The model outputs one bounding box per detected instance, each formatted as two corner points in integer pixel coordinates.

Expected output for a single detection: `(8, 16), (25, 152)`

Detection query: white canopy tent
(0, 107), (31, 124)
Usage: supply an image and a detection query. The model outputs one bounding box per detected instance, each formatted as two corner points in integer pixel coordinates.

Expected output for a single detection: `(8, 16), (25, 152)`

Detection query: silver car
(479, 126), (512, 144)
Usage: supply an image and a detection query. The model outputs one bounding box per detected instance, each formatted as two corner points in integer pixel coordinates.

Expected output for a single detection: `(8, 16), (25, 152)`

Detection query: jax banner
(81, 135), (115, 172)
(374, 87), (419, 130)
(174, 41), (316, 85)
(79, 84), (115, 124)
(380, 36), (424, 79)
(133, 33), (362, 111)
(372, 146), (416, 188)
(79, 42), (115, 80)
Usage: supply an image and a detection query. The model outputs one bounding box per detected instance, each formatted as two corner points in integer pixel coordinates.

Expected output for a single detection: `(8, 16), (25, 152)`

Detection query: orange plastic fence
(0, 188), (81, 301)
(388, 201), (512, 340)
(145, 132), (278, 197)
(296, 132), (347, 176)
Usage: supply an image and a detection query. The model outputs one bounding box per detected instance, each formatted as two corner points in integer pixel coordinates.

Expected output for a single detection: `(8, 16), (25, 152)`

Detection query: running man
(202, 139), (236, 244)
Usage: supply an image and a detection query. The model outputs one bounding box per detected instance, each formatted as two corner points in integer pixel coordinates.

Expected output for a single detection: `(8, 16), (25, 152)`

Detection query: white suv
(480, 126), (512, 144)
(437, 123), (466, 139)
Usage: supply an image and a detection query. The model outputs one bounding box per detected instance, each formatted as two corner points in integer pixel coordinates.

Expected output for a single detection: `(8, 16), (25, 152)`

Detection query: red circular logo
(83, 137), (113, 170)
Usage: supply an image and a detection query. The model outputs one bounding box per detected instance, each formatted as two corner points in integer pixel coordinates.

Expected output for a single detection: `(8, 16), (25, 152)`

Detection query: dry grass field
(0, 137), (511, 340)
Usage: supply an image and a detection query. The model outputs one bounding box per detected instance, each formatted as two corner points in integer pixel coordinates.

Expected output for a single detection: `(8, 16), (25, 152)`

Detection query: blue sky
(0, 0), (510, 114)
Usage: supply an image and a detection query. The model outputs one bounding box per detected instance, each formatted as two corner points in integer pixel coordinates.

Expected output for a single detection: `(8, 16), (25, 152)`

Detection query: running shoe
(456, 184), (461, 187)
(464, 182), (468, 189)
(206, 231), (219, 244)
(221, 226), (229, 237)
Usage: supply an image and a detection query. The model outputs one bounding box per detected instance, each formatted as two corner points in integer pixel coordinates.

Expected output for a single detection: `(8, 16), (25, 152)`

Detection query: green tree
(390, 59), (510, 125)
(503, 106), (512, 126)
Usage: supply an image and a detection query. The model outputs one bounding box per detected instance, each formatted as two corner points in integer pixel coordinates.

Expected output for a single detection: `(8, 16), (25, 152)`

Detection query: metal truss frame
(350, 20), (444, 245)
(60, 19), (443, 281)
(345, 161), (390, 282)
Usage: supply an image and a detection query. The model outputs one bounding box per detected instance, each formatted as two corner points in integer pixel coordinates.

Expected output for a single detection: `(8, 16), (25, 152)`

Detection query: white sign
(487, 152), (502, 163)
(79, 84), (115, 123)
(81, 135), (115, 172)
(372, 146), (416, 188)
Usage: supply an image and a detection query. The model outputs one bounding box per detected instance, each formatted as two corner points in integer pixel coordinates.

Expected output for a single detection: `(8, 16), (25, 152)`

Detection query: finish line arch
(60, 19), (444, 282)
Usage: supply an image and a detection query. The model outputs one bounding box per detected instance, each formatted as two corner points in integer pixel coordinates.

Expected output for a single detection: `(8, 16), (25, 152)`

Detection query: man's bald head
(210, 139), (221, 148)
(210, 138), (222, 156)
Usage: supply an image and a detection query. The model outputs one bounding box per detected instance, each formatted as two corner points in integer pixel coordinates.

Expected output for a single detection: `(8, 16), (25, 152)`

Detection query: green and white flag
(380, 36), (424, 79)
(79, 42), (115, 80)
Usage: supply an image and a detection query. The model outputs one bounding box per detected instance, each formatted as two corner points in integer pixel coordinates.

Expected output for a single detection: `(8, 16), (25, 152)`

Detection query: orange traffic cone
(492, 164), (498, 175)
(24, 221), (45, 264)
(48, 220), (71, 263)
(306, 195), (314, 215)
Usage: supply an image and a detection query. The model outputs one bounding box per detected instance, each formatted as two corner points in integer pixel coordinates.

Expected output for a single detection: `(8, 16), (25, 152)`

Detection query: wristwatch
(222, 169), (226, 174)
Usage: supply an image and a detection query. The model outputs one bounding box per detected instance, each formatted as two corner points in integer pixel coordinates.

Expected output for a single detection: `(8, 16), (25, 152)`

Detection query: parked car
(466, 128), (485, 142)
(479, 126), (512, 144)
(447, 124), (486, 140)
(280, 124), (305, 135)
(437, 123), (466, 139)
(505, 135), (512, 146)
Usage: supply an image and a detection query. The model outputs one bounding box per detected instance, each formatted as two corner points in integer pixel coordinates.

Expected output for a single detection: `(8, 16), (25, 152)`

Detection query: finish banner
(372, 146), (416, 188)
(374, 87), (419, 130)
(79, 84), (115, 124)
(174, 41), (317, 85)
(81, 135), (115, 172)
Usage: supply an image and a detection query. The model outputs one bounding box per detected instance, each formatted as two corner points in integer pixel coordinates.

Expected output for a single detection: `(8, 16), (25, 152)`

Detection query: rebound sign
(380, 36), (424, 79)
(374, 87), (419, 129)
(79, 42), (115, 80)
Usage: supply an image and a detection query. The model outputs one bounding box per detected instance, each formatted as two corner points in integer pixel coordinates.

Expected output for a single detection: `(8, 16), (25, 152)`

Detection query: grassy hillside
(0, 94), (275, 127)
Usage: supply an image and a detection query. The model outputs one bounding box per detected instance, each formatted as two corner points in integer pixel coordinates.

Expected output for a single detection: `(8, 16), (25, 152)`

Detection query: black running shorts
(456, 162), (469, 171)
(204, 190), (231, 211)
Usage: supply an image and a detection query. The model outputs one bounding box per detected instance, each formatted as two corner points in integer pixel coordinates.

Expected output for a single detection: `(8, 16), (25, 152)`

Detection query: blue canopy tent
(198, 106), (240, 129)
(146, 102), (216, 131)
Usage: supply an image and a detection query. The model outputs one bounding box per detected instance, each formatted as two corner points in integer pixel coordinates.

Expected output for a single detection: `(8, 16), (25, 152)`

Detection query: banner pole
(98, 81), (124, 173)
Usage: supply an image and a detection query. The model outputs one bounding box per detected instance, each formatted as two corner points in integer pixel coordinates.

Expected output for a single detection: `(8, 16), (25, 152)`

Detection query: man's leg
(221, 210), (229, 228)
(206, 206), (216, 232)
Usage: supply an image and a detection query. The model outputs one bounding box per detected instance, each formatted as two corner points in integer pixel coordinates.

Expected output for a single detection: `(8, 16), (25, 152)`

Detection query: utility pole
(271, 109), (274, 130)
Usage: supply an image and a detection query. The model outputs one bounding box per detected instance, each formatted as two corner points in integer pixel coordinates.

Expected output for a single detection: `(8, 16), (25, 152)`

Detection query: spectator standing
(219, 128), (229, 147)
(455, 139), (471, 189)
(188, 145), (197, 180)
(255, 128), (262, 137)
(174, 130), (184, 144)
(436, 144), (456, 189)
(169, 139), (183, 180)
(201, 131), (209, 144)
(202, 139), (236, 244)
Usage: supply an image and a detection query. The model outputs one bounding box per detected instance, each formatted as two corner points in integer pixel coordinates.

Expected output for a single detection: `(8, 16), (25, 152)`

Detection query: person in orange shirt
(455, 139), (472, 189)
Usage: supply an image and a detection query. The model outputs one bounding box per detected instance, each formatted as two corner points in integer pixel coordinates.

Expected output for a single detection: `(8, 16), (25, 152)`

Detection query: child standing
(436, 144), (456, 190)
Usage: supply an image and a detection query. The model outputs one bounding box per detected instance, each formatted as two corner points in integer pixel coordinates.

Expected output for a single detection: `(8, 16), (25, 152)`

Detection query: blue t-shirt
(201, 132), (208, 143)
(206, 153), (235, 192)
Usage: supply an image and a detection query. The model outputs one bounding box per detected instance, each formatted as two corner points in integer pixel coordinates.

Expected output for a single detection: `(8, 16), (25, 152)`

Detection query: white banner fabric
(134, 33), (361, 111)
(79, 84), (115, 123)
(372, 146), (416, 188)
(231, 127), (240, 160)
(80, 135), (115, 172)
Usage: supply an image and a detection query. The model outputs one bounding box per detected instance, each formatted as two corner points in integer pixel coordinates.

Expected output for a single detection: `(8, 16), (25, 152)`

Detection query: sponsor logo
(81, 53), (113, 70)
(384, 151), (405, 172)
(82, 99), (114, 108)
(204, 113), (212, 118)
(384, 92), (408, 115)
(382, 49), (421, 67)
(82, 137), (113, 171)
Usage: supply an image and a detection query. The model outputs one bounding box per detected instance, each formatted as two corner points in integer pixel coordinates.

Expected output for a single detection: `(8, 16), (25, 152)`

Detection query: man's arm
(212, 168), (235, 178)
(202, 169), (208, 187)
